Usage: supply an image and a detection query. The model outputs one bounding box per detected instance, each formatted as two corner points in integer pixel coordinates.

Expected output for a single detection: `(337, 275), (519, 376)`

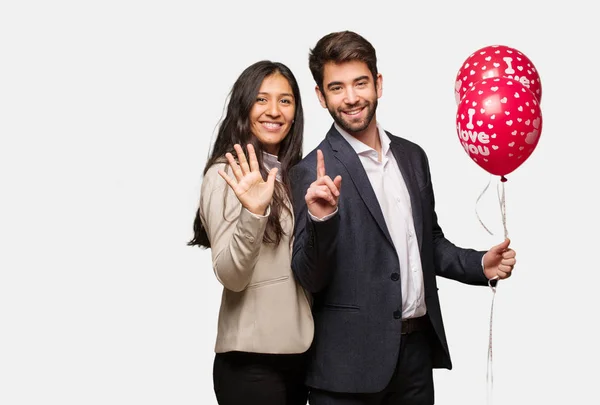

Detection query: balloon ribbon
(476, 174), (509, 405)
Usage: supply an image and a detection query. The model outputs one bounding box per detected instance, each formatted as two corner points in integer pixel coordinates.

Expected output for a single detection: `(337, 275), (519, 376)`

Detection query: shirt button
(391, 272), (400, 281)
(393, 310), (402, 319)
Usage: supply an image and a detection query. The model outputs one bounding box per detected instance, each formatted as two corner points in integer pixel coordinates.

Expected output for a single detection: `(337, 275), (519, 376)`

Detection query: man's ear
(376, 73), (383, 99)
(315, 85), (327, 109)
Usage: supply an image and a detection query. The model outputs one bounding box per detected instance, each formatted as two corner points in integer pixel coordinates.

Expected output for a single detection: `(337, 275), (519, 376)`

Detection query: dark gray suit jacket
(290, 125), (488, 393)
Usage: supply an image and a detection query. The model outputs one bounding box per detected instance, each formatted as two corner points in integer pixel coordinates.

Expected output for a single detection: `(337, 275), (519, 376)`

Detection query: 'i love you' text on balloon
(455, 76), (542, 179)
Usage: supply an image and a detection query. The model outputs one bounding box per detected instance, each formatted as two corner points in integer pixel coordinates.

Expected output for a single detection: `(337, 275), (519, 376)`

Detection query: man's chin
(329, 110), (370, 134)
(340, 121), (368, 134)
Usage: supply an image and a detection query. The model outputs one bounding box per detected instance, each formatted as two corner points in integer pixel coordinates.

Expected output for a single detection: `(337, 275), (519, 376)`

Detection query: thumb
(334, 175), (342, 190)
(492, 238), (510, 254)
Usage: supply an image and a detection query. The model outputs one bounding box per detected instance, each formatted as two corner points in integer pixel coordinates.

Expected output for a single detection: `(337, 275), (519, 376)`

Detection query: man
(289, 30), (516, 405)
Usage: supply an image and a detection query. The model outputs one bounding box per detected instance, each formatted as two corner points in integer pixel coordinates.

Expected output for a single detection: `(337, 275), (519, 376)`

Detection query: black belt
(401, 315), (430, 335)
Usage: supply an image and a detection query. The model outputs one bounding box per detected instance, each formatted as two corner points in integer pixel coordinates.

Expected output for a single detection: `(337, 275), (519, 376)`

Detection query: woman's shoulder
(204, 160), (228, 176)
(201, 161), (229, 189)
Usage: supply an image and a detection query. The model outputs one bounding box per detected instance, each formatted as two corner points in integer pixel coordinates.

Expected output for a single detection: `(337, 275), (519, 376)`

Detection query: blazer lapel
(389, 136), (423, 250)
(326, 127), (394, 247)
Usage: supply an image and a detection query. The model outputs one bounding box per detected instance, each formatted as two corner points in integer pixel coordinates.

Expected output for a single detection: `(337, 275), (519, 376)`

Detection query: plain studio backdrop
(1, 1), (597, 404)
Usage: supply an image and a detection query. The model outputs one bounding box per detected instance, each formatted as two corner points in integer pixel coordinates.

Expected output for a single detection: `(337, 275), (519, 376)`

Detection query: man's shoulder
(298, 139), (330, 165)
(289, 138), (330, 181)
(385, 130), (427, 156)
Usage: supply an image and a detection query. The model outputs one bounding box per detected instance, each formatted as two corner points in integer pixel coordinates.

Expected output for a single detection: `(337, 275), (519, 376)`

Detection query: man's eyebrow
(353, 75), (370, 82)
(326, 81), (343, 88)
(326, 76), (370, 88)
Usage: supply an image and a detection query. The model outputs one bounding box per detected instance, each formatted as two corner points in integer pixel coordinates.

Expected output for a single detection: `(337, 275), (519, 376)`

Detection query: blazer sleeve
(289, 161), (340, 294)
(199, 164), (269, 292)
(419, 149), (488, 286)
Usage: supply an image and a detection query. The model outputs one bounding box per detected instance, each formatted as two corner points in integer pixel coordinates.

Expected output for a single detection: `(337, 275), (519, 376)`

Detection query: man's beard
(328, 99), (377, 135)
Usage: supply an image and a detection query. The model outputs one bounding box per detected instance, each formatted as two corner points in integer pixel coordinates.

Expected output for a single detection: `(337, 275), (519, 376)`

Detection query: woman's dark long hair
(188, 60), (304, 248)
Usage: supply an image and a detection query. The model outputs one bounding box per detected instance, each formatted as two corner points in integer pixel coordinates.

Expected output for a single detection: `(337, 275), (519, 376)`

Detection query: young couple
(189, 30), (517, 405)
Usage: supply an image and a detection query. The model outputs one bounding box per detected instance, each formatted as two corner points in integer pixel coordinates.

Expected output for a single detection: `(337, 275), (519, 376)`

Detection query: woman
(188, 60), (313, 405)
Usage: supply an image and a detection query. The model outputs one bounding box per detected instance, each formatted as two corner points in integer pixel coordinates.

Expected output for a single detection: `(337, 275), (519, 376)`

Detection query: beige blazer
(199, 163), (314, 354)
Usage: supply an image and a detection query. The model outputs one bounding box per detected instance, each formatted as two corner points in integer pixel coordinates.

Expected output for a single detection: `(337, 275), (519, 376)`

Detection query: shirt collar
(334, 122), (391, 157)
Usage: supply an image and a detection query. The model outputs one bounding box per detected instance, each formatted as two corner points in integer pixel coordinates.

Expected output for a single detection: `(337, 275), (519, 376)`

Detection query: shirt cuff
(308, 207), (338, 222)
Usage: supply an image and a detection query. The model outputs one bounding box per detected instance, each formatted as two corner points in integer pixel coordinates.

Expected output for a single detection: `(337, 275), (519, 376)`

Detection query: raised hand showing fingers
(305, 149), (342, 219)
(218, 144), (276, 215)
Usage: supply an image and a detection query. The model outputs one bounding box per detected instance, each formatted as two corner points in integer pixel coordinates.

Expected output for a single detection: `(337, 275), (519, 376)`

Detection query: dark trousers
(213, 351), (309, 405)
(309, 329), (435, 405)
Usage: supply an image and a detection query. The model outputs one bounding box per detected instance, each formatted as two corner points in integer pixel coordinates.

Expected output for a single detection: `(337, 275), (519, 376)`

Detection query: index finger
(316, 149), (326, 179)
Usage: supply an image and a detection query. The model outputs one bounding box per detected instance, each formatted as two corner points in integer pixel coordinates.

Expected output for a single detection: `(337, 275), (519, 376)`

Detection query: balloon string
(476, 174), (494, 236)
(497, 177), (508, 240)
(486, 175), (507, 405)
(486, 276), (497, 405)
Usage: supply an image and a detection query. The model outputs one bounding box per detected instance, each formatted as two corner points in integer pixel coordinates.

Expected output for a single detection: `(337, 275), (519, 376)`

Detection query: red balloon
(455, 76), (542, 179)
(455, 45), (542, 105)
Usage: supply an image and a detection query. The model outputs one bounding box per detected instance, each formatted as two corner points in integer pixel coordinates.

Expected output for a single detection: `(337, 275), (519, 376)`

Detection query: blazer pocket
(247, 275), (289, 290)
(322, 303), (360, 312)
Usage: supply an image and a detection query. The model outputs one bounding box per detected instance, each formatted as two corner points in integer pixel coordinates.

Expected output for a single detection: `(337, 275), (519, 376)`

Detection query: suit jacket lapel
(389, 136), (423, 250)
(326, 127), (394, 247)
